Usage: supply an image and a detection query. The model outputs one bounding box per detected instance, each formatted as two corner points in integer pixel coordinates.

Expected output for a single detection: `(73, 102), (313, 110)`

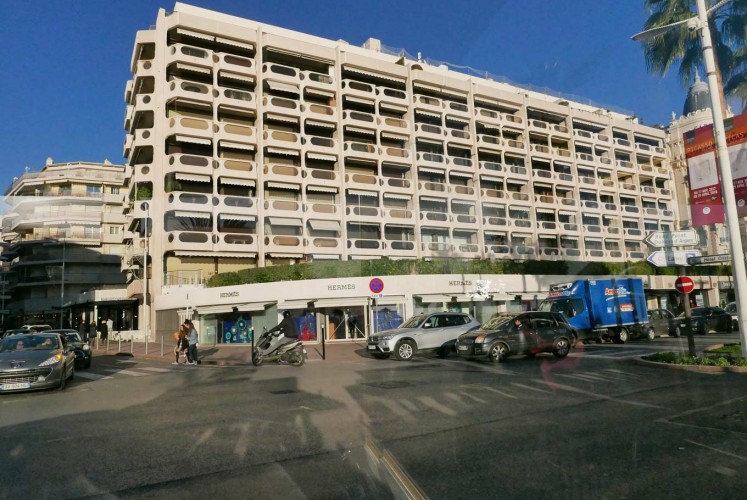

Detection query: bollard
(160, 336), (164, 357)
(145, 335), (149, 356)
(106, 338), (109, 352)
(118, 336), (122, 353)
(130, 334), (134, 354)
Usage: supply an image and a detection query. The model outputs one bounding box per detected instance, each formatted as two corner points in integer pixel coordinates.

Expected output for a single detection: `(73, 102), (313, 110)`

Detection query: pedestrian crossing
(75, 360), (197, 381)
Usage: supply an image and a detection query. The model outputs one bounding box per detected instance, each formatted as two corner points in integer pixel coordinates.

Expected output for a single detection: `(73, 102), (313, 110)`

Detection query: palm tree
(640, 0), (747, 112)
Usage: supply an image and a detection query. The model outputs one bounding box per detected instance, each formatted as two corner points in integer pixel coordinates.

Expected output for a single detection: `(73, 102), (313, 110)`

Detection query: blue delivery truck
(537, 278), (649, 343)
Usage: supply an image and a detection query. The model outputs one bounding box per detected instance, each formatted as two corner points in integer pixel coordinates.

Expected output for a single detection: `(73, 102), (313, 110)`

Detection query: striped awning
(449, 171), (473, 179)
(306, 185), (338, 193)
(174, 211), (211, 219)
(383, 193), (412, 201)
(175, 135), (211, 145)
(379, 102), (408, 113)
(304, 87), (335, 98)
(308, 219), (341, 231)
(175, 251), (256, 258)
(344, 125), (375, 136)
(265, 147), (300, 157)
(346, 189), (378, 198)
(218, 71), (255, 84)
(219, 140), (255, 151)
(174, 63), (211, 75)
(305, 119), (336, 129)
(306, 152), (337, 162)
(220, 177), (255, 187)
(175, 172), (211, 183)
(343, 65), (405, 83)
(413, 82), (467, 99)
(266, 182), (300, 190)
(414, 109), (442, 119)
(266, 80), (299, 94)
(343, 95), (374, 106)
(265, 113), (298, 124)
(267, 217), (302, 227)
(419, 196), (446, 203)
(215, 36), (254, 51)
(220, 214), (256, 222)
(418, 166), (445, 175)
(380, 131), (408, 141)
(445, 115), (470, 125)
(176, 28), (213, 41)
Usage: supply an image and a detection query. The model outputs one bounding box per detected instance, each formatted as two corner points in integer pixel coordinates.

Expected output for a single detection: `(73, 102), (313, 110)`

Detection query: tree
(640, 0), (747, 112)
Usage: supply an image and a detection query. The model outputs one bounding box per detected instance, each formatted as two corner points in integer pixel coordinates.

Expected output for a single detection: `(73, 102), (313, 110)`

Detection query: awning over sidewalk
(197, 301), (276, 315)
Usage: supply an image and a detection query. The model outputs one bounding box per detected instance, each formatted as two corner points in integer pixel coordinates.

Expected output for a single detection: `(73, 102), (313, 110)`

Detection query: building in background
(123, 3), (675, 325)
(0, 159), (134, 330)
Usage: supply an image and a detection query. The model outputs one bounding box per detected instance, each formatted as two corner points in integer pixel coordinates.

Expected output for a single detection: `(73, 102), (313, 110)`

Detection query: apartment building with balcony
(0, 160), (132, 328)
(124, 3), (675, 300)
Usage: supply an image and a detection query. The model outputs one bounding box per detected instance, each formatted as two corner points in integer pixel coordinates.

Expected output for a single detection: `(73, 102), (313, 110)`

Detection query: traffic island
(632, 350), (747, 373)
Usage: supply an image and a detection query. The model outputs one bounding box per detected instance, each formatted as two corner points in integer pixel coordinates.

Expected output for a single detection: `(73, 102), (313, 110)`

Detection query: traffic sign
(687, 253), (731, 265)
(369, 278), (384, 294)
(675, 276), (695, 294)
(646, 250), (702, 267)
(644, 229), (700, 248)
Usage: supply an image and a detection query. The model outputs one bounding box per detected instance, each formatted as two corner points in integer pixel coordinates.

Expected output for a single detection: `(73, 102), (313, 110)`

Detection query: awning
(511, 231), (534, 237)
(265, 113), (299, 124)
(266, 80), (300, 94)
(220, 177), (255, 187)
(310, 254), (341, 260)
(414, 109), (442, 119)
(343, 95), (374, 106)
(451, 200), (474, 207)
(379, 102), (408, 113)
(174, 251), (255, 258)
(414, 294), (452, 303)
(305, 120), (336, 130)
(219, 140), (255, 151)
(413, 82), (466, 99)
(538, 234), (557, 240)
(175, 135), (211, 145)
(343, 65), (405, 84)
(384, 223), (414, 229)
(344, 125), (375, 136)
(220, 214), (256, 222)
(449, 171), (473, 179)
(266, 182), (300, 190)
(418, 166), (445, 175)
(445, 115), (470, 125)
(218, 71), (255, 84)
(197, 301), (273, 315)
(306, 152), (337, 162)
(383, 193), (411, 201)
(265, 147), (300, 157)
(584, 237), (603, 242)
(175, 172), (211, 183)
(380, 131), (408, 141)
(419, 196), (446, 203)
(484, 230), (507, 236)
(416, 137), (443, 146)
(174, 210), (211, 219)
(215, 36), (254, 51)
(480, 174), (503, 183)
(308, 219), (341, 231)
(174, 63), (211, 75)
(267, 217), (302, 227)
(269, 253), (303, 258)
(314, 296), (370, 307)
(176, 28), (213, 41)
(306, 185), (338, 193)
(346, 189), (378, 198)
(304, 87), (335, 98)
(477, 121), (501, 131)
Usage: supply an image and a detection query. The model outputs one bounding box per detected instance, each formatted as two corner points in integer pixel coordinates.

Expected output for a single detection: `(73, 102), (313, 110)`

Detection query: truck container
(537, 278), (648, 343)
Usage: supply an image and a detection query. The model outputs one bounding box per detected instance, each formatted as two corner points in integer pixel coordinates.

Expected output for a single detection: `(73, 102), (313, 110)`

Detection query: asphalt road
(1, 334), (745, 499)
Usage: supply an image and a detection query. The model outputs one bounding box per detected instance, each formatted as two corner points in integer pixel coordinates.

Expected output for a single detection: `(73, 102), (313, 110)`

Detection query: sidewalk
(89, 338), (372, 366)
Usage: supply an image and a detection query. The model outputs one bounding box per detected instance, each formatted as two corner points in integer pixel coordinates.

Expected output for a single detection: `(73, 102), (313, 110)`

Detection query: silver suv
(367, 312), (480, 361)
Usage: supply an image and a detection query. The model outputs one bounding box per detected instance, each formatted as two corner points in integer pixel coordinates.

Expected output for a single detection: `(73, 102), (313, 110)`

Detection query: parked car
(723, 302), (739, 331)
(49, 329), (92, 369)
(677, 307), (732, 335)
(0, 328), (31, 339)
(647, 309), (678, 338)
(20, 324), (53, 332)
(366, 312), (480, 361)
(455, 311), (575, 362)
(0, 332), (75, 392)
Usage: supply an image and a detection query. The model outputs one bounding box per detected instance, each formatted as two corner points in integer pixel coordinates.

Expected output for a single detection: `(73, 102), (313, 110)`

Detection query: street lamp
(141, 201), (150, 347)
(633, 0), (747, 358)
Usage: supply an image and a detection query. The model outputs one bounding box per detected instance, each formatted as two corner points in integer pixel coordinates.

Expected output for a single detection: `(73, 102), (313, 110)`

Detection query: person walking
(88, 320), (98, 345)
(185, 319), (199, 365)
(173, 326), (188, 365)
(106, 316), (114, 341)
(100, 318), (109, 342)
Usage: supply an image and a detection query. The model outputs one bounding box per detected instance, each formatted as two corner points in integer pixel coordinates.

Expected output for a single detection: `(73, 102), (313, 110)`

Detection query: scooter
(251, 327), (306, 367)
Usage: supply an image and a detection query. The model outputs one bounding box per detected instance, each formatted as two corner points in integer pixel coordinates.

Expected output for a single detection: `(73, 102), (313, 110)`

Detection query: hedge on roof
(206, 259), (729, 287)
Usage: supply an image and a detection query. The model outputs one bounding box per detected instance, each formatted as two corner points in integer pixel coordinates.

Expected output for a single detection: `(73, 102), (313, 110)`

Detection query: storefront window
(372, 303), (404, 333)
(223, 316), (252, 343)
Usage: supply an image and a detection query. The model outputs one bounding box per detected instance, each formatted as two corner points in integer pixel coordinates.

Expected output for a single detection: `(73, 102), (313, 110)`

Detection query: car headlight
(474, 334), (487, 343)
(40, 354), (64, 366)
(83, 344), (90, 351)
(378, 335), (393, 341)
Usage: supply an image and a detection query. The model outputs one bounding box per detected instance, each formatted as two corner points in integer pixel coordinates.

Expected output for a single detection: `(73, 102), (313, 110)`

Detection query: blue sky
(0, 1), (702, 179)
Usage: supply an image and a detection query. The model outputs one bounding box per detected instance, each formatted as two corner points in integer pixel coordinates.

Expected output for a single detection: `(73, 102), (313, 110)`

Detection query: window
(87, 185), (102, 194)
(109, 226), (120, 234)
(111, 187), (120, 194)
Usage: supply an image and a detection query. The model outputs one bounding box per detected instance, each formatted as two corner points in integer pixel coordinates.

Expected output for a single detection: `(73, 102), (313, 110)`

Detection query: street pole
(694, 0), (747, 358)
(60, 237), (65, 329)
(143, 204), (149, 348)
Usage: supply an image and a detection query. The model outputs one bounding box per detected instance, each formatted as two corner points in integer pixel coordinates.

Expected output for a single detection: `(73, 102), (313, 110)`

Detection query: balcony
(345, 172), (379, 188)
(419, 211), (450, 227)
(485, 244), (511, 256)
(413, 95), (443, 113)
(381, 146), (410, 163)
(343, 110), (376, 129)
(510, 245), (536, 260)
(306, 102), (337, 122)
(421, 242), (453, 257)
(475, 108), (502, 126)
(264, 164), (302, 183)
(451, 184), (476, 198)
(166, 192), (211, 212)
(445, 101), (470, 117)
(215, 88), (256, 110)
(447, 128), (471, 145)
(483, 216), (510, 228)
(167, 116), (212, 142)
(347, 238), (382, 256)
(305, 168), (338, 184)
(476, 134), (503, 151)
(216, 122), (256, 146)
(262, 96), (301, 117)
(263, 129), (301, 149)
(166, 43), (213, 70)
(481, 189), (506, 201)
(416, 152), (446, 170)
(265, 235), (303, 256)
(384, 239), (417, 257)
(262, 62), (302, 86)
(214, 195), (257, 216)
(452, 213), (478, 227)
(306, 237), (342, 256)
(215, 233), (258, 253)
(377, 87), (408, 106)
(343, 141), (378, 161)
(305, 202), (339, 220)
(263, 199), (303, 217)
(382, 177), (414, 195)
(382, 208), (415, 221)
(301, 70), (335, 90)
(379, 116), (410, 135)
(165, 230), (211, 252)
(453, 243), (481, 258)
(214, 158), (256, 177)
(414, 123), (445, 141)
(614, 137), (632, 150)
(167, 79), (212, 105)
(215, 53), (255, 76)
(479, 161), (503, 175)
(346, 205), (381, 223)
(504, 139), (526, 154)
(341, 79), (376, 100)
(419, 181), (449, 194)
(305, 135), (337, 155)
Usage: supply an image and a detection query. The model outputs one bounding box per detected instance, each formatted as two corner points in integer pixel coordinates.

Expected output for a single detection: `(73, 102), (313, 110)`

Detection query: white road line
(511, 382), (551, 394)
(684, 439), (747, 461)
(533, 379), (665, 408)
(137, 367), (172, 373)
(102, 369), (148, 377)
(418, 396), (457, 417)
(115, 360), (138, 364)
(460, 384), (518, 399)
(75, 372), (113, 380)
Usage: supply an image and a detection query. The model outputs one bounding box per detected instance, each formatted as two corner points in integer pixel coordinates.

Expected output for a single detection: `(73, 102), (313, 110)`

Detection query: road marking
(533, 379), (665, 408)
(418, 396), (457, 417)
(75, 372), (113, 380)
(115, 360), (138, 364)
(511, 382), (551, 394)
(137, 367), (172, 373)
(102, 369), (147, 377)
(684, 439), (747, 461)
(399, 399), (419, 412)
(460, 384), (518, 399)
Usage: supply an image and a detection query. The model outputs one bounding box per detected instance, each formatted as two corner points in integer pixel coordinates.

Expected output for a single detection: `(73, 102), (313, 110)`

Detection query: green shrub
(715, 357), (731, 367)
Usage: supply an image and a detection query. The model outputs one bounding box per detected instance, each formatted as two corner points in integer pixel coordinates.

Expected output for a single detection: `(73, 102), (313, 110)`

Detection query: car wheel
(672, 327), (681, 338)
(435, 346), (450, 359)
(613, 328), (629, 344)
(371, 353), (390, 360)
(394, 340), (416, 361)
(647, 327), (656, 341)
(487, 342), (508, 363)
(553, 338), (570, 358)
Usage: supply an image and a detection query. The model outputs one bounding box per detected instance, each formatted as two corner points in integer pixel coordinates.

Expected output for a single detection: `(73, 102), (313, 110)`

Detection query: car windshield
(689, 308), (707, 317)
(724, 303), (737, 314)
(0, 335), (59, 352)
(399, 315), (428, 329)
(64, 333), (82, 343)
(481, 315), (515, 330)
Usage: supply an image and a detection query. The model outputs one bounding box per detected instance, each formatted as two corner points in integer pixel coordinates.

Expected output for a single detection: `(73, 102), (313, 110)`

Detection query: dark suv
(456, 311), (575, 362)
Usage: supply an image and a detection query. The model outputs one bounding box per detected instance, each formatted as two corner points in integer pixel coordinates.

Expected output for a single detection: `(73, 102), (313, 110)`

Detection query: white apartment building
(0, 160), (133, 329)
(123, 3), (675, 306)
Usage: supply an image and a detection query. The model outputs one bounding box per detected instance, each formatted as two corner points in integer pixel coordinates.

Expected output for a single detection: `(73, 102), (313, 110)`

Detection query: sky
(0, 0), (708, 181)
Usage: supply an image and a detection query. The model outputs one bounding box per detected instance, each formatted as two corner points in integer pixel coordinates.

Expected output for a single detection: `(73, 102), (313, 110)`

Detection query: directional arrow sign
(644, 229), (700, 248)
(647, 250), (702, 267)
(687, 253), (731, 265)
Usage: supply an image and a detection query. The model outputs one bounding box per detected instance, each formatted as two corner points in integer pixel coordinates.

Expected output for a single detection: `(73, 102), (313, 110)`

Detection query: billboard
(685, 113), (747, 226)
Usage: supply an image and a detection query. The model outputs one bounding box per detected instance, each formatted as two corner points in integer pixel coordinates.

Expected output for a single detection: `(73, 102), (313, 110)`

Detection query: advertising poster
(685, 113), (747, 225)
(295, 310), (317, 341)
(223, 317), (252, 344)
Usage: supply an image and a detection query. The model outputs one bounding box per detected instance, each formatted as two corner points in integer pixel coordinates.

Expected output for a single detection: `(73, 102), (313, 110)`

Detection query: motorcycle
(251, 326), (306, 367)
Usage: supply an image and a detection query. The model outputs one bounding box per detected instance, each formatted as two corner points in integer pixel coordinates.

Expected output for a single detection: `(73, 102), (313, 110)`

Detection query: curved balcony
(415, 123), (445, 141)
(382, 208), (414, 220)
(422, 242), (453, 255)
(383, 177), (414, 195)
(539, 247), (562, 259)
(167, 43), (212, 70)
(416, 152), (446, 170)
(483, 216), (509, 228)
(214, 195), (257, 215)
(510, 245), (536, 260)
(419, 211), (450, 227)
(262, 62), (302, 85)
(165, 231), (211, 252)
(215, 53), (255, 76)
(347, 238), (382, 256)
(385, 240), (417, 257)
(475, 108), (502, 125)
(215, 88), (255, 109)
(307, 237), (342, 256)
(167, 116), (212, 142)
(419, 181), (449, 194)
(345, 172), (379, 188)
(301, 70), (335, 88)
(343, 141), (378, 161)
(413, 95), (443, 113)
(265, 235), (303, 256)
(454, 243), (481, 257)
(167, 79), (212, 105)
(446, 101), (470, 117)
(263, 129), (301, 149)
(481, 189), (506, 200)
(304, 135), (337, 155)
(263, 200), (302, 217)
(447, 129), (471, 145)
(453, 214), (478, 226)
(306, 103), (337, 121)
(215, 122), (255, 145)
(214, 158), (256, 177)
(341, 79), (376, 99)
(261, 96), (301, 117)
(381, 146), (410, 162)
(346, 205), (381, 222)
(216, 233), (258, 253)
(377, 87), (408, 105)
(264, 164), (301, 183)
(479, 161), (503, 175)
(452, 185), (476, 198)
(504, 139), (526, 153)
(485, 244), (511, 256)
(379, 116), (410, 134)
(165, 192), (211, 213)
(305, 202), (339, 220)
(305, 168), (338, 183)
(476, 134), (503, 151)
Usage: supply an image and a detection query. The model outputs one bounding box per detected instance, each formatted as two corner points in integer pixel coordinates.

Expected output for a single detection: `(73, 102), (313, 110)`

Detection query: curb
(631, 355), (747, 373)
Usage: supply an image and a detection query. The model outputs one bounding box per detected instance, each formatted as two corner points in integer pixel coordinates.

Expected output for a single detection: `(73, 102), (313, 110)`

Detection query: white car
(366, 312), (480, 361)
(723, 302), (739, 331)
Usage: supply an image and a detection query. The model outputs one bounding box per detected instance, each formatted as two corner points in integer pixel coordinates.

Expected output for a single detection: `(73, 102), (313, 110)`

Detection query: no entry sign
(674, 276), (695, 294)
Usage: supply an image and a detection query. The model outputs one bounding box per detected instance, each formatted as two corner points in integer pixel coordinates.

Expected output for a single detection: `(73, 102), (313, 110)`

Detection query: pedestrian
(100, 319), (108, 342)
(89, 320), (98, 345)
(173, 326), (188, 365)
(106, 316), (114, 340)
(184, 319), (199, 365)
